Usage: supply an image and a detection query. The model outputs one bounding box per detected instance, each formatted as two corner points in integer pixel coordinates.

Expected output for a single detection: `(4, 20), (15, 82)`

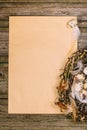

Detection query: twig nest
(55, 50), (87, 121)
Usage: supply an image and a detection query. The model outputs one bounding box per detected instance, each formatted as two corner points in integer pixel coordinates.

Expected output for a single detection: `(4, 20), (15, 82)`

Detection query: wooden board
(0, 0), (87, 129)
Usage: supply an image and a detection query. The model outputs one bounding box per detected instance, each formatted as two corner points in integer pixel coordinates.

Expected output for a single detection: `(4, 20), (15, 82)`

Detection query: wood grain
(0, 1), (87, 130)
(0, 3), (87, 20)
(0, 0), (87, 3)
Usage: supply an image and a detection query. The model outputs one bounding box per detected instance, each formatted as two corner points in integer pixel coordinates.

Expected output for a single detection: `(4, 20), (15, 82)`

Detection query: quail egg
(83, 67), (87, 75)
(74, 82), (83, 92)
(75, 74), (85, 81)
(80, 89), (87, 101)
(83, 83), (87, 90)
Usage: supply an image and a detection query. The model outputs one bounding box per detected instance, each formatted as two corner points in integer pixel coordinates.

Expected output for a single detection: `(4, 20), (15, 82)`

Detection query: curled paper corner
(66, 19), (78, 29)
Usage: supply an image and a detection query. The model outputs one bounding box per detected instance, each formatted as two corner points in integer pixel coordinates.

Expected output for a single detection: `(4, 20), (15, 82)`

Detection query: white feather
(72, 26), (80, 41)
(70, 60), (83, 75)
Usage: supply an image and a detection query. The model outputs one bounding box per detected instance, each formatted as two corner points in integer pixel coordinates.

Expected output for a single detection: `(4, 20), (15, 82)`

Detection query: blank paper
(9, 16), (77, 113)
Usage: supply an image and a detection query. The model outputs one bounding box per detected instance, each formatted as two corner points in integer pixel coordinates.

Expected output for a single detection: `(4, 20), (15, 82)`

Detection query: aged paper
(9, 16), (77, 113)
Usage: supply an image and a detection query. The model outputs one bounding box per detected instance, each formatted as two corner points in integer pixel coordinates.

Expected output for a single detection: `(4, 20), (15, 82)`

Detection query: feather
(72, 26), (80, 41)
(70, 60), (83, 75)
(55, 102), (68, 112)
(70, 97), (78, 121)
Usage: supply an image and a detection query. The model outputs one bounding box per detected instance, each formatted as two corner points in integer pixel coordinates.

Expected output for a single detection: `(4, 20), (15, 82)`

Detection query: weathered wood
(0, 3), (87, 20)
(0, 2), (87, 7)
(0, 1), (87, 130)
(0, 55), (8, 99)
(79, 33), (87, 49)
(0, 20), (8, 28)
(0, 30), (8, 54)
(0, 99), (7, 113)
(0, 107), (87, 130)
(0, 127), (86, 130)
(0, 0), (87, 3)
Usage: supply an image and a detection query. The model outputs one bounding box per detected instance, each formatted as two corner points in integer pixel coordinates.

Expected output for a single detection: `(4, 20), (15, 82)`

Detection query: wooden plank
(79, 27), (87, 33)
(0, 32), (8, 41)
(0, 99), (7, 113)
(0, 0), (87, 3)
(0, 55), (8, 99)
(0, 20), (8, 28)
(79, 21), (87, 27)
(0, 2), (87, 8)
(0, 109), (87, 130)
(0, 3), (87, 20)
(0, 102), (87, 128)
(0, 127), (87, 130)
(0, 31), (8, 54)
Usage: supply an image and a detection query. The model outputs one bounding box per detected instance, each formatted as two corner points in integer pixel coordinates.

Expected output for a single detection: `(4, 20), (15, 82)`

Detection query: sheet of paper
(9, 16), (77, 113)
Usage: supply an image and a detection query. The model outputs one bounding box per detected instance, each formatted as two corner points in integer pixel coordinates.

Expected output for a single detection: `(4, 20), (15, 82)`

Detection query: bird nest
(55, 49), (87, 121)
